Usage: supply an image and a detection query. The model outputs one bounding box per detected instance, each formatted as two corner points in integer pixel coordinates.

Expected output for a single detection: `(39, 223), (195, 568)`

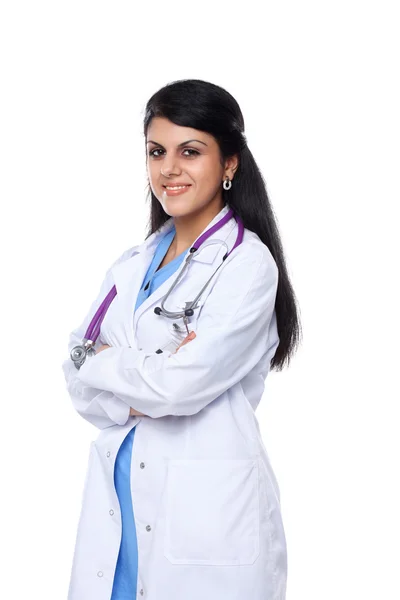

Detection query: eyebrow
(146, 138), (208, 147)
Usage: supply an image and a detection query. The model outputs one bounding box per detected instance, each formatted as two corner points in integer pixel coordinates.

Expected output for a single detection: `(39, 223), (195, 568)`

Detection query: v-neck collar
(141, 225), (184, 293)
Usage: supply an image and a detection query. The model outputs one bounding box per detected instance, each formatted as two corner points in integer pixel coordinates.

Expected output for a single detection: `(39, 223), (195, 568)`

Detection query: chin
(161, 200), (196, 218)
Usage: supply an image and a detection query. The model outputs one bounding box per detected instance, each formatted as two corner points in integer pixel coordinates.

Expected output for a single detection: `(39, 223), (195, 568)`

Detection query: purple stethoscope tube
(70, 207), (244, 369)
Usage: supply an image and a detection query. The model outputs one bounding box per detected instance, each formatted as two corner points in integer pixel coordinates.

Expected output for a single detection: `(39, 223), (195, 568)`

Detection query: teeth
(165, 185), (189, 190)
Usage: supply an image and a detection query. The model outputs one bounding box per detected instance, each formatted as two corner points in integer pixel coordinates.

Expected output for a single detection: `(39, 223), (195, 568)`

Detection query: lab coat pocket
(164, 458), (260, 566)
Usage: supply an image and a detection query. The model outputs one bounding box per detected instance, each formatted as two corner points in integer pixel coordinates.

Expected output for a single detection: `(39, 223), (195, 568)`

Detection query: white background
(0, 1), (399, 598)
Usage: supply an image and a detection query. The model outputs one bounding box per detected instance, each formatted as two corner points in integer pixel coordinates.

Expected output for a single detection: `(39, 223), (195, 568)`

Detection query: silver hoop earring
(223, 177), (232, 190)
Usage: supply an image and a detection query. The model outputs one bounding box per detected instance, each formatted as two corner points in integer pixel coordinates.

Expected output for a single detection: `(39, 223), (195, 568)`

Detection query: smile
(163, 185), (191, 190)
(163, 185), (192, 196)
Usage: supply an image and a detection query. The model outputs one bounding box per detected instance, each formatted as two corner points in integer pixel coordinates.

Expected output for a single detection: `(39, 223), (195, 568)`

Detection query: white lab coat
(62, 204), (288, 600)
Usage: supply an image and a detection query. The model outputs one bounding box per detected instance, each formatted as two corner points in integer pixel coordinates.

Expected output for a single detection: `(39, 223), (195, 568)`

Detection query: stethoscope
(70, 207), (244, 369)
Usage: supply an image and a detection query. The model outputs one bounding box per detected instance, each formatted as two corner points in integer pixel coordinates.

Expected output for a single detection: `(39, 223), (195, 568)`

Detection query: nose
(160, 156), (182, 177)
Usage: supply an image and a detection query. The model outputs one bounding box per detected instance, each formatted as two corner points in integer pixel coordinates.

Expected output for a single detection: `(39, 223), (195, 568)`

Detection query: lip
(163, 184), (192, 197)
(162, 183), (192, 187)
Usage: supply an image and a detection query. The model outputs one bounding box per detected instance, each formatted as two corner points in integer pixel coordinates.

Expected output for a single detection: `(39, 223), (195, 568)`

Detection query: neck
(170, 199), (225, 256)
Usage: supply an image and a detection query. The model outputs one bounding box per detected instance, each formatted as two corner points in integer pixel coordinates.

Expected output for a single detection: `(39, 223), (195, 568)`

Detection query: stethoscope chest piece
(70, 340), (96, 370)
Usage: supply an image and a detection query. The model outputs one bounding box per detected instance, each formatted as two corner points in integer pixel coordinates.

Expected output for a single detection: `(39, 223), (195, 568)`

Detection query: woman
(62, 78), (301, 600)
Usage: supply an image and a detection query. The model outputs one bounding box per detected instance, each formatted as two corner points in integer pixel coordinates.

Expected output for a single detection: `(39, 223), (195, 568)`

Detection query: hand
(173, 330), (196, 354)
(130, 407), (146, 416)
(129, 332), (197, 417)
(96, 344), (111, 354)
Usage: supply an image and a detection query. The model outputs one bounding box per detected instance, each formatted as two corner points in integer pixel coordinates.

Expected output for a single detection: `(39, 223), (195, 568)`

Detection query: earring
(223, 176), (232, 190)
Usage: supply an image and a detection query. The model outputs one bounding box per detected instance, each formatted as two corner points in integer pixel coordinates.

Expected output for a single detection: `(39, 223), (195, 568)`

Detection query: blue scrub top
(111, 225), (187, 599)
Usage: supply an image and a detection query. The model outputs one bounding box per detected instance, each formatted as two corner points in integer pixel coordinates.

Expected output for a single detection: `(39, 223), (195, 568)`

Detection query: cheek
(147, 165), (162, 196)
(147, 162), (157, 181)
(192, 160), (222, 189)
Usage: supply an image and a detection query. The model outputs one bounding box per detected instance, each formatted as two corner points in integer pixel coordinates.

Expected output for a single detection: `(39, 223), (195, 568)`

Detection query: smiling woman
(145, 120), (236, 233)
(62, 78), (301, 600)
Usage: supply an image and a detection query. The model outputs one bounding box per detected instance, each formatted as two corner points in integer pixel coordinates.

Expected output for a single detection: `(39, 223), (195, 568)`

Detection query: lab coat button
(97, 571), (103, 577)
(109, 509), (114, 515)
(146, 525), (151, 532)
(106, 451), (111, 457)
(139, 589), (144, 595)
(140, 462), (145, 469)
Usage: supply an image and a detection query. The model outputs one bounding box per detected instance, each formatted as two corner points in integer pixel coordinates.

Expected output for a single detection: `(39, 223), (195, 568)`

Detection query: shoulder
(205, 226), (278, 313)
(200, 226), (279, 326)
(109, 243), (140, 270)
(225, 225), (279, 282)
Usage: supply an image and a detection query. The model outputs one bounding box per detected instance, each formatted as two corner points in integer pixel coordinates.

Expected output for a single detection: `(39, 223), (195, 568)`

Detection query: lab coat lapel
(111, 217), (174, 347)
(111, 204), (236, 346)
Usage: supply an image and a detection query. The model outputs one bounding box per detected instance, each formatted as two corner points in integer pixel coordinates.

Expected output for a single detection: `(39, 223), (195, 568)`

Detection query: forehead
(147, 117), (213, 145)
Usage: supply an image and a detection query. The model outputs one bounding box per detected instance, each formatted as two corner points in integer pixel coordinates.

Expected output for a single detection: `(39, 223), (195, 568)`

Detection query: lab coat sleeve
(75, 246), (279, 419)
(61, 247), (136, 430)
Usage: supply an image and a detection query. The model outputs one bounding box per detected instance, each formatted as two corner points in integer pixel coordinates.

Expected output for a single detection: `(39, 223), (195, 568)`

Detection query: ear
(224, 153), (239, 178)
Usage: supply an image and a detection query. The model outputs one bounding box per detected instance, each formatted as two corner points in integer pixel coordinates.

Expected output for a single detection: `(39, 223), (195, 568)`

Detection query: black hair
(142, 78), (302, 371)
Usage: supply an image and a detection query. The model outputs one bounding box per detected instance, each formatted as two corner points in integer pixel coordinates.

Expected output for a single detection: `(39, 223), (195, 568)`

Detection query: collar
(131, 203), (237, 265)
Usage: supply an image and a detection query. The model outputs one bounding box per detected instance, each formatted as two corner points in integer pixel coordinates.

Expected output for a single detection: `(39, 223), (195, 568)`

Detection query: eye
(182, 148), (200, 157)
(148, 148), (200, 158)
(148, 148), (164, 158)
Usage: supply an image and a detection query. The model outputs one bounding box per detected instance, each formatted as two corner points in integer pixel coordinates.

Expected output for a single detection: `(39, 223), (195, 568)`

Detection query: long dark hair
(142, 78), (302, 371)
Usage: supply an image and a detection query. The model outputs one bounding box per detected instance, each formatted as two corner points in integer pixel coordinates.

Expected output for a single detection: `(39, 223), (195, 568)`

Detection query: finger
(181, 332), (196, 346)
(176, 332), (196, 351)
(173, 332), (196, 354)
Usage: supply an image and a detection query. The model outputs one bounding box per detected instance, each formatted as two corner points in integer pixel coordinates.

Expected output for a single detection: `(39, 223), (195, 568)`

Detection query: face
(146, 117), (237, 218)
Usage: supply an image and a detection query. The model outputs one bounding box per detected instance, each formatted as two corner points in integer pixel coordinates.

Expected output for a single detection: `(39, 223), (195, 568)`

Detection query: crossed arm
(63, 247), (277, 425)
(95, 331), (197, 417)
